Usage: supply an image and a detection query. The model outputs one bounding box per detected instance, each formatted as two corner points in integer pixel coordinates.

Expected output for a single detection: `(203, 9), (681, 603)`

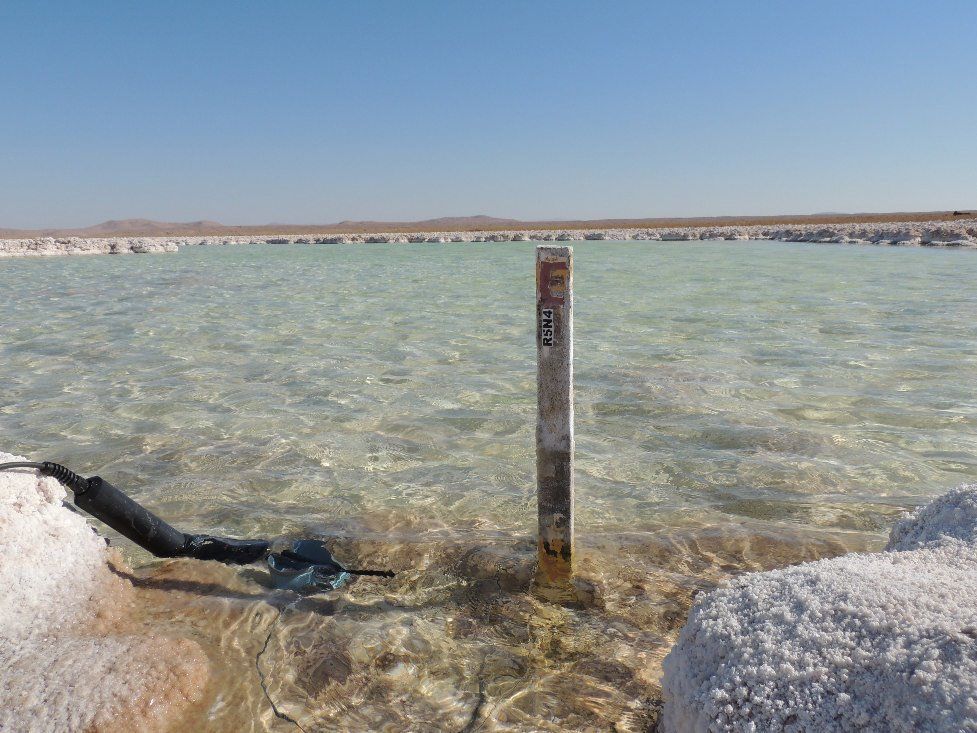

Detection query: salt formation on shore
(0, 452), (208, 732)
(1, 218), (975, 257)
(661, 486), (977, 732)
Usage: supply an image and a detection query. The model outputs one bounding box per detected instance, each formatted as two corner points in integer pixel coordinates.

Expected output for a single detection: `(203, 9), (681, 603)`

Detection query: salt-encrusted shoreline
(1, 218), (976, 257)
(0, 451), (208, 731)
(661, 487), (977, 732)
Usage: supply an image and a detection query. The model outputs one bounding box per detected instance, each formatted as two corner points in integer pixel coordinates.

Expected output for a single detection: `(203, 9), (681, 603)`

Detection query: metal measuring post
(533, 245), (575, 599)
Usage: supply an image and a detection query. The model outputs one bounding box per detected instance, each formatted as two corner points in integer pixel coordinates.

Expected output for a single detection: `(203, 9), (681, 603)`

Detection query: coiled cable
(0, 461), (90, 493)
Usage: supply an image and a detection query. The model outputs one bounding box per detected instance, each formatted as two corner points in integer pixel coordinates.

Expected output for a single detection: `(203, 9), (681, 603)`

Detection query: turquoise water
(3, 241), (975, 539)
(3, 240), (977, 730)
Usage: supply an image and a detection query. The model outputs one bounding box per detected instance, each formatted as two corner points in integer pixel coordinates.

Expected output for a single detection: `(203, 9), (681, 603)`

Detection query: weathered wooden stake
(533, 245), (575, 600)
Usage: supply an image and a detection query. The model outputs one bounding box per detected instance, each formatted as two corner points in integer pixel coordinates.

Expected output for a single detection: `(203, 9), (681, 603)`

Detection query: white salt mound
(0, 451), (207, 732)
(661, 486), (977, 732)
(886, 486), (977, 551)
(0, 453), (111, 640)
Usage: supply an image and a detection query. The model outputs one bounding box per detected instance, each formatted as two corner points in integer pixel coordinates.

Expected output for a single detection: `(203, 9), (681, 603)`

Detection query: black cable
(0, 461), (44, 470)
(0, 461), (388, 575)
(0, 460), (267, 563)
(0, 461), (90, 493)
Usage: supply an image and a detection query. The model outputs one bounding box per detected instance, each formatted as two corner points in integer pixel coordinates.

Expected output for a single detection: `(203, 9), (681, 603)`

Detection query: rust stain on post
(533, 245), (575, 601)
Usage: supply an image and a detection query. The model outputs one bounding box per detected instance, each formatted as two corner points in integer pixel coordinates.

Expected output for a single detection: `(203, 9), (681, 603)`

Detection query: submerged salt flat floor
(2, 241), (977, 730)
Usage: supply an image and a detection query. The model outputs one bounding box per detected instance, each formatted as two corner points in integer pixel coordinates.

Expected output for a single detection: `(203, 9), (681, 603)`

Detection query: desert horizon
(2, 208), (974, 239)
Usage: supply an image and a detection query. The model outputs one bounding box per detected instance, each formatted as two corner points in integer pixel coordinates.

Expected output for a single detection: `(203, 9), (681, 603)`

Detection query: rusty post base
(531, 512), (600, 607)
(532, 534), (574, 603)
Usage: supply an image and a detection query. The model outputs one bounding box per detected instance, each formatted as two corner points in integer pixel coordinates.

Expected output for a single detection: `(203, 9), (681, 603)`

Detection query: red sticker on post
(538, 260), (569, 306)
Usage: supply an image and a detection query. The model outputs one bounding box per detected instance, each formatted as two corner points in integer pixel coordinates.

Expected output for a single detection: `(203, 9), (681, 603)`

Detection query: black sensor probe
(0, 461), (270, 564)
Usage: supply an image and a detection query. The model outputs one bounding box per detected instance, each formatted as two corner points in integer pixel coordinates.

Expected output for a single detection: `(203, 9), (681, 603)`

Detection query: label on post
(540, 309), (554, 346)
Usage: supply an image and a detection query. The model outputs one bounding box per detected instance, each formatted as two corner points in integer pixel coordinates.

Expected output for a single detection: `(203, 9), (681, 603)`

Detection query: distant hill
(0, 219), (226, 238)
(0, 216), (524, 238)
(327, 215), (525, 231)
(90, 218), (225, 234)
(1, 211), (973, 239)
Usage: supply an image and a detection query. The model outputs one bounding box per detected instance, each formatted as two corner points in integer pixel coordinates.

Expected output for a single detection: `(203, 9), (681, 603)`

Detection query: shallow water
(2, 241), (977, 730)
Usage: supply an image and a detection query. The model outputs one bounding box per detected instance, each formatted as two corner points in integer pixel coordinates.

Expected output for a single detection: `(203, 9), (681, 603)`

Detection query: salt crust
(0, 451), (207, 732)
(1, 218), (975, 257)
(661, 485), (977, 732)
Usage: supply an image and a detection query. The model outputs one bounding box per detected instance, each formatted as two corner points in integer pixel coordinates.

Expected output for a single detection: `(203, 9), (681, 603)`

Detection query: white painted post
(533, 245), (575, 600)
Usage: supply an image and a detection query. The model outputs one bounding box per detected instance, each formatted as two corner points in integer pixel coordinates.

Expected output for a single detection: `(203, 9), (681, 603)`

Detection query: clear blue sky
(2, 1), (975, 227)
